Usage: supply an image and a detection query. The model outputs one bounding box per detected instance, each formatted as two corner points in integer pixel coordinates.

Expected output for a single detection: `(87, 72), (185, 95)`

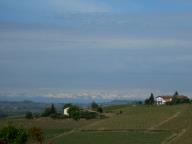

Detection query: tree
(25, 112), (33, 119)
(68, 105), (81, 121)
(145, 93), (155, 105)
(50, 104), (56, 114)
(41, 104), (57, 117)
(63, 103), (73, 109)
(149, 93), (155, 105)
(91, 101), (99, 110)
(173, 91), (179, 96)
(97, 107), (103, 113)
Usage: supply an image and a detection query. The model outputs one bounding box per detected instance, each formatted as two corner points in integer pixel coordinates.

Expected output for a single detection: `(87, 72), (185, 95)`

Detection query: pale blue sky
(0, 0), (192, 98)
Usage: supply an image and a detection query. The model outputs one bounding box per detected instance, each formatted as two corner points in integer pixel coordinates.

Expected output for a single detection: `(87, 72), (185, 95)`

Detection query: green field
(1, 104), (192, 144)
(53, 131), (170, 144)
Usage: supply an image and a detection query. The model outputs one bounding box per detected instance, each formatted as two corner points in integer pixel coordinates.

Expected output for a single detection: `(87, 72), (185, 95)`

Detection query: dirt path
(48, 120), (103, 142)
(48, 129), (76, 141)
(161, 129), (186, 144)
(149, 112), (180, 130)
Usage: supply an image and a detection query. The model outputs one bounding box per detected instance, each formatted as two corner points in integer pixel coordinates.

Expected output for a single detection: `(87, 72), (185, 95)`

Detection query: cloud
(1, 28), (192, 50)
(0, 88), (168, 100)
(0, 0), (111, 15)
(48, 0), (111, 13)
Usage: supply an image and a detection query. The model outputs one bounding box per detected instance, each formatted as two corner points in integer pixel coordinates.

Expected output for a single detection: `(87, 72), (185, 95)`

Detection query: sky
(0, 0), (192, 100)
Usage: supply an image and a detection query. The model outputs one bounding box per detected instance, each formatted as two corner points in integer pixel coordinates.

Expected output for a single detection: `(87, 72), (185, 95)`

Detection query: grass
(1, 104), (192, 144)
(83, 105), (181, 130)
(52, 131), (171, 144)
(0, 118), (96, 141)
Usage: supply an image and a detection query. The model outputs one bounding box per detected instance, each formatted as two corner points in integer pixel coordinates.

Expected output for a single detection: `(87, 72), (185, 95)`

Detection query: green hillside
(1, 104), (192, 144)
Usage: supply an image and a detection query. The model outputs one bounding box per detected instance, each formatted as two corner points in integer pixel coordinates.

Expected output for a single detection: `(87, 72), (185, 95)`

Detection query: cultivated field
(0, 104), (192, 144)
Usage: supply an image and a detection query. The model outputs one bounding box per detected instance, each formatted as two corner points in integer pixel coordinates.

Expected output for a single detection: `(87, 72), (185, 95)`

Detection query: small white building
(63, 107), (70, 116)
(156, 96), (172, 105)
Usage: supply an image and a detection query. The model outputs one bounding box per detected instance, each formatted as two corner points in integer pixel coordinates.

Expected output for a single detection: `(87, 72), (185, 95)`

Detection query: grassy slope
(1, 104), (192, 144)
(157, 104), (192, 144)
(83, 105), (181, 130)
(0, 118), (96, 140)
(53, 131), (170, 144)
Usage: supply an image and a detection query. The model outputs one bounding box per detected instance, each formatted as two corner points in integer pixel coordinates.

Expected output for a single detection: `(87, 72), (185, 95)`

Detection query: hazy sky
(0, 0), (192, 98)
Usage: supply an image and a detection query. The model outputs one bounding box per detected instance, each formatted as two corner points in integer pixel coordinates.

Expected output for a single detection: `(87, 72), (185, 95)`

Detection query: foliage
(68, 105), (81, 121)
(80, 111), (98, 120)
(25, 111), (33, 119)
(0, 124), (28, 144)
(91, 102), (99, 110)
(63, 103), (73, 109)
(41, 104), (57, 117)
(145, 93), (155, 105)
(97, 107), (103, 113)
(28, 127), (44, 144)
(91, 101), (103, 113)
(173, 91), (179, 96)
(64, 104), (100, 120)
(167, 97), (190, 105)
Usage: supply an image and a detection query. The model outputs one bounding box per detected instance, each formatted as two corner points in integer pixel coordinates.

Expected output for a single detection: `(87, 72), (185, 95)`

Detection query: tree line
(25, 102), (104, 121)
(145, 91), (191, 105)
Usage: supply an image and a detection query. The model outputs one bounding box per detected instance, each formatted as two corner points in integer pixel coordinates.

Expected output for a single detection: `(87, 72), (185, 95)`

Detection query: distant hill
(0, 96), (143, 116)
(102, 99), (143, 106)
(0, 111), (6, 118)
(0, 100), (64, 116)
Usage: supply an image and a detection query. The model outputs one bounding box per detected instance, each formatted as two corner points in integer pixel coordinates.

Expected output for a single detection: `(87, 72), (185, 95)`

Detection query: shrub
(25, 112), (33, 119)
(0, 124), (28, 144)
(68, 106), (81, 121)
(80, 111), (98, 120)
(97, 107), (103, 113)
(28, 127), (44, 144)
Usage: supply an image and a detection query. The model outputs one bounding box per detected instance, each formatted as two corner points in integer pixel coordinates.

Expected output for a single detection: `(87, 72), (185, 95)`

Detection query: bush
(28, 127), (44, 144)
(68, 105), (81, 121)
(91, 102), (99, 110)
(97, 107), (103, 113)
(0, 124), (28, 144)
(80, 111), (98, 120)
(25, 112), (33, 119)
(167, 97), (190, 105)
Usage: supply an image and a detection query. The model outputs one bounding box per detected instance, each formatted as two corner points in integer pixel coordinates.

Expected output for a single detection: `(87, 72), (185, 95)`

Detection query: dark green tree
(149, 93), (155, 105)
(97, 107), (103, 113)
(68, 105), (81, 121)
(50, 104), (56, 114)
(25, 112), (33, 119)
(173, 91), (179, 96)
(63, 103), (73, 109)
(91, 101), (99, 110)
(41, 104), (57, 117)
(145, 93), (155, 105)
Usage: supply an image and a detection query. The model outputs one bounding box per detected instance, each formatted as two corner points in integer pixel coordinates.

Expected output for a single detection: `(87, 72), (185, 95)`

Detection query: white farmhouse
(63, 107), (70, 116)
(156, 96), (172, 105)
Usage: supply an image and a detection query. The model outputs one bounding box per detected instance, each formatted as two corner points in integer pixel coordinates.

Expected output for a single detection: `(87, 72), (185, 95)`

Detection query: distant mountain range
(0, 95), (110, 103)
